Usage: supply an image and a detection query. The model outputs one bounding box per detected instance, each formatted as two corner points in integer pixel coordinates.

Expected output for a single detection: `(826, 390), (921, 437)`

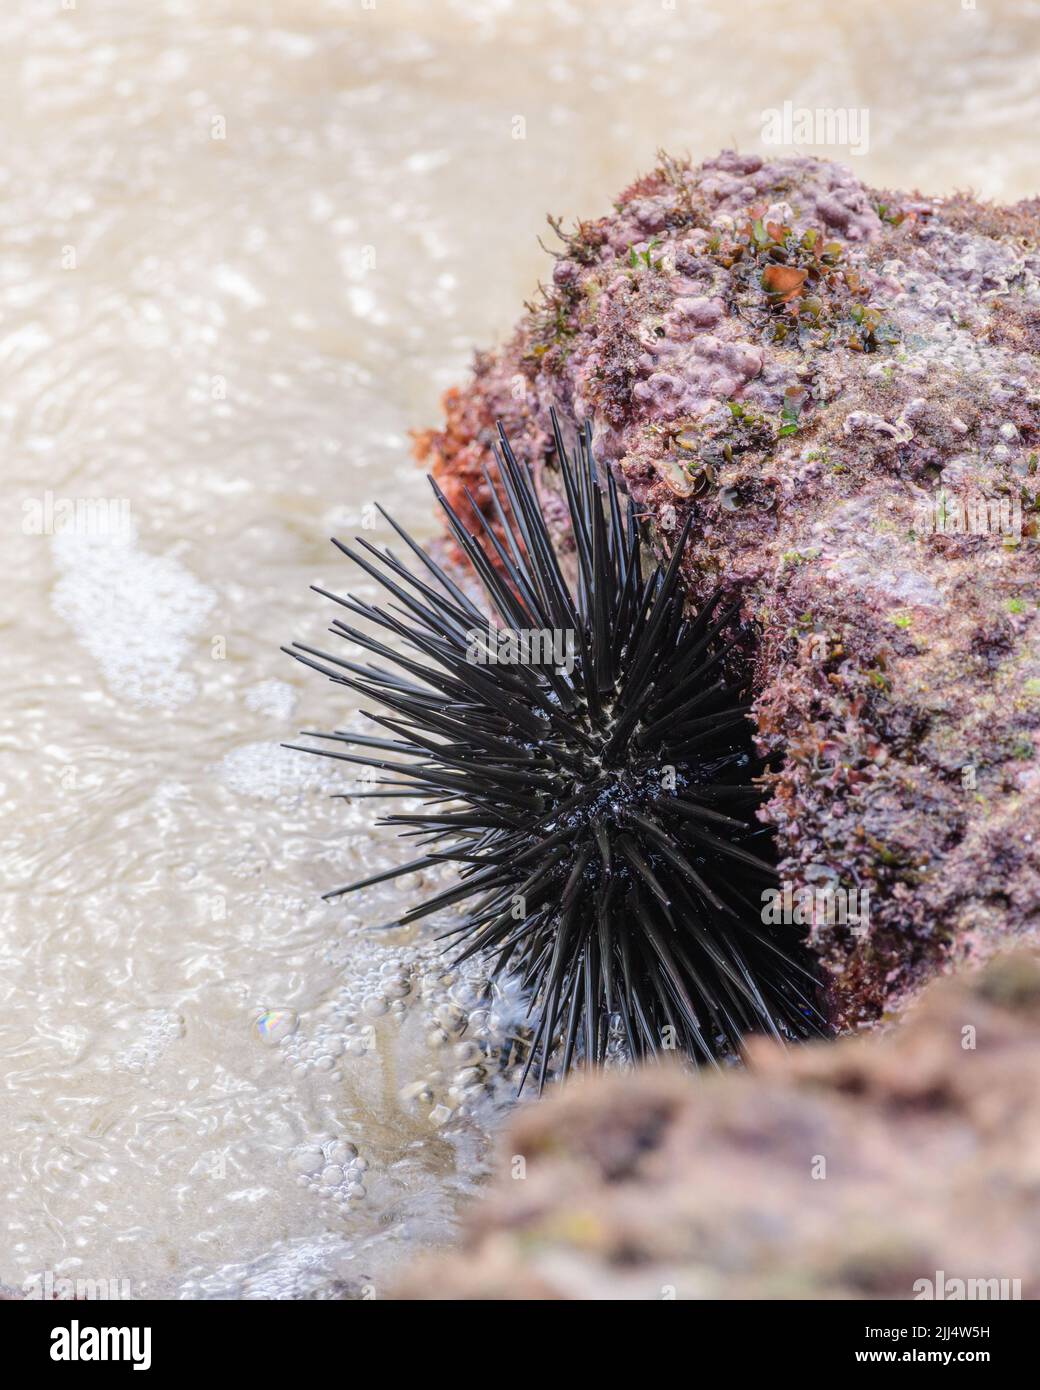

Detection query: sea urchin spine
(285, 414), (822, 1086)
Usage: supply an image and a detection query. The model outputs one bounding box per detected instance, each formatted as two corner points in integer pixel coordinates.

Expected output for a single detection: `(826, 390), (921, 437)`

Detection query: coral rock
(415, 151), (1040, 1028)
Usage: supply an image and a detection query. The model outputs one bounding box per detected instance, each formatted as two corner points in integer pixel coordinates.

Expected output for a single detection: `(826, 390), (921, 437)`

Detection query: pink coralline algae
(414, 150), (1040, 1032)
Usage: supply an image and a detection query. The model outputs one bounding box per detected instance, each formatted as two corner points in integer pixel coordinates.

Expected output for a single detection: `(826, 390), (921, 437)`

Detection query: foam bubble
(253, 1008), (298, 1044)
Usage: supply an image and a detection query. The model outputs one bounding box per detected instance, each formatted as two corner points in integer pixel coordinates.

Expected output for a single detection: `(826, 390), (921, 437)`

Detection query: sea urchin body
(286, 415), (821, 1086)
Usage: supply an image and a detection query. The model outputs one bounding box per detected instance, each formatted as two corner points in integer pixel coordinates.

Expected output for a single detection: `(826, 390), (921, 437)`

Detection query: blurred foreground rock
(395, 954), (1040, 1299)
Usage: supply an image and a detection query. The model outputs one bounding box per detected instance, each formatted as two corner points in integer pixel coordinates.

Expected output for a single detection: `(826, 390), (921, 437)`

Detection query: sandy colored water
(2, 0), (1038, 1298)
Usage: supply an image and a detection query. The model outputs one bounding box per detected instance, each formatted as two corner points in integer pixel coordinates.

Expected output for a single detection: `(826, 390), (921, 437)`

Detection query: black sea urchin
(285, 414), (822, 1086)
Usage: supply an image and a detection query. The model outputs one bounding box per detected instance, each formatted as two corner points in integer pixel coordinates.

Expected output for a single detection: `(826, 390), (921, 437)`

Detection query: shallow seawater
(2, 0), (1038, 1299)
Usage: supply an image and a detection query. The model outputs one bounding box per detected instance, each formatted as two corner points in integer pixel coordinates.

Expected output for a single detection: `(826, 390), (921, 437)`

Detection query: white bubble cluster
(51, 523), (216, 710)
(218, 741), (336, 800)
(288, 1136), (368, 1207)
(178, 1234), (363, 1301)
(114, 1010), (186, 1074)
(258, 917), (539, 1156)
(244, 678), (297, 722)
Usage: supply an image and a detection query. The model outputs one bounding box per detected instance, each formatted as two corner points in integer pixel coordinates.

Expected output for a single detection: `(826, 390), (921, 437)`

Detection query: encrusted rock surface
(394, 953), (1040, 1300)
(415, 150), (1040, 1029)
